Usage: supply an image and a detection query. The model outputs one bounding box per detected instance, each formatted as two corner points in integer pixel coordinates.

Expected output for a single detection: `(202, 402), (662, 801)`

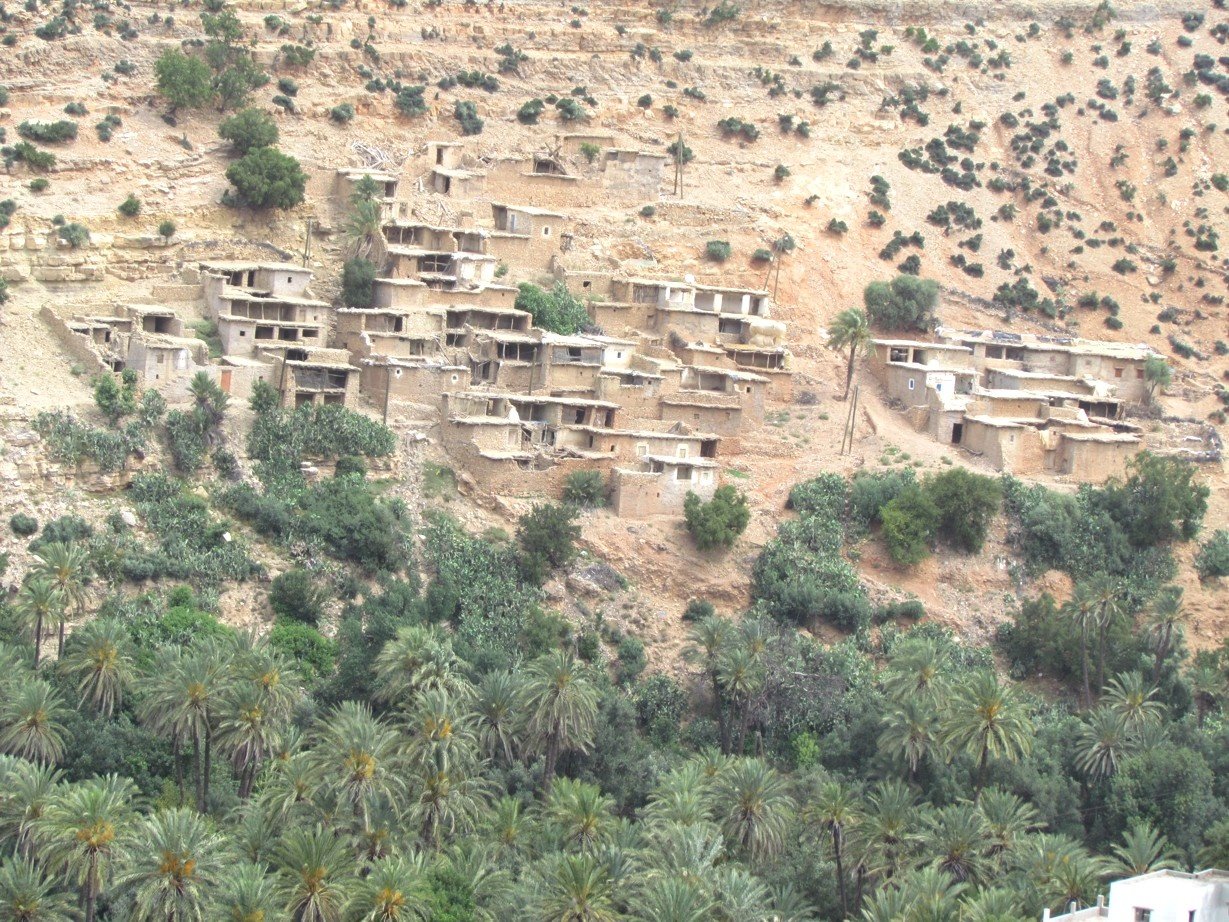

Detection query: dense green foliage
(224, 147), (306, 209)
(340, 257), (376, 308)
(513, 282), (591, 335)
(684, 485), (750, 550)
(217, 107), (278, 153)
(864, 274), (940, 331)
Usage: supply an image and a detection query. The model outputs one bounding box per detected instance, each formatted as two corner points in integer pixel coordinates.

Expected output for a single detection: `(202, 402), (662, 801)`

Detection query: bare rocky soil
(1, 0), (1226, 660)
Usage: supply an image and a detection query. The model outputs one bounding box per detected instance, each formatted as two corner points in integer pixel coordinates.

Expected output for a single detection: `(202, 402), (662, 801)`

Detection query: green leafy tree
(863, 275), (940, 331)
(683, 486), (750, 551)
(517, 503), (580, 585)
(827, 307), (871, 400)
(880, 487), (939, 566)
(513, 283), (590, 335)
(1143, 356), (1171, 403)
(225, 147), (306, 209)
(154, 50), (213, 110)
(218, 107), (278, 154)
(922, 468), (1002, 553)
(269, 569), (327, 626)
(340, 258), (376, 309)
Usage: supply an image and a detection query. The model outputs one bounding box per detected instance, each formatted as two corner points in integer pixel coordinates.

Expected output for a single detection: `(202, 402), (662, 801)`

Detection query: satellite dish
(684, 273), (695, 284)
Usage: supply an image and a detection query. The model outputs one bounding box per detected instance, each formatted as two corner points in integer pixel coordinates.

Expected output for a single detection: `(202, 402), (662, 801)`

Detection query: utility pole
(840, 384), (860, 455)
(302, 218), (313, 267)
(383, 363), (392, 425)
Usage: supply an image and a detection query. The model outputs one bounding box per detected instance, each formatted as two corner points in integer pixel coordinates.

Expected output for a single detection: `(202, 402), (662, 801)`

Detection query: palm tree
(535, 853), (617, 922)
(308, 702), (405, 831)
(716, 645), (764, 755)
(878, 698), (941, 781)
(961, 887), (1027, 922)
(1107, 822), (1180, 877)
(15, 578), (64, 669)
(1102, 673), (1164, 729)
(1086, 574), (1126, 695)
(473, 670), (520, 765)
(275, 825), (354, 922)
(0, 679), (69, 765)
(520, 650), (599, 792)
(854, 779), (918, 884)
(881, 636), (950, 705)
(0, 855), (80, 922)
(683, 616), (733, 752)
(31, 543), (90, 658)
(922, 802), (990, 885)
(711, 865), (770, 920)
(1061, 583), (1099, 710)
(138, 643), (231, 812)
(373, 625), (465, 706)
(218, 862), (279, 922)
(114, 808), (225, 921)
(344, 854), (426, 922)
(1188, 658), (1223, 725)
(827, 307), (872, 400)
(215, 684), (276, 801)
(712, 758), (795, 863)
(187, 372), (228, 446)
(811, 780), (860, 918)
(1074, 707), (1133, 781)
(344, 188), (386, 266)
(940, 672), (1032, 803)
(977, 788), (1040, 858)
(628, 876), (714, 922)
(0, 758), (63, 858)
(37, 775), (136, 922)
(642, 763), (714, 829)
(1142, 586), (1185, 684)
(547, 778), (614, 855)
(890, 867), (968, 920)
(58, 620), (133, 717)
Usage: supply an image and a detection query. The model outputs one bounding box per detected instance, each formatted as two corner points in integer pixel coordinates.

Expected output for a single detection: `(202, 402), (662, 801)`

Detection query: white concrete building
(1045, 870), (1229, 922)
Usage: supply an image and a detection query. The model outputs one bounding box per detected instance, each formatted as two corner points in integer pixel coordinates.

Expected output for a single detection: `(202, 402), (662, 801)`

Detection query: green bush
(787, 473), (847, 521)
(218, 107), (278, 154)
(516, 503), (580, 585)
(453, 100), (483, 135)
(341, 257), (376, 308)
(517, 98), (545, 124)
(684, 485), (750, 551)
(268, 621), (336, 678)
(18, 120), (78, 143)
(880, 486), (939, 565)
(1195, 530), (1229, 579)
(616, 635), (646, 684)
(864, 274), (939, 331)
(29, 178), (49, 192)
(705, 240), (732, 261)
(514, 282), (590, 335)
(158, 220), (177, 238)
(562, 470), (605, 507)
(224, 147), (306, 209)
(330, 103), (356, 124)
(922, 467), (1002, 552)
(9, 514), (38, 537)
(683, 598), (715, 622)
(849, 469), (915, 529)
(878, 599), (925, 621)
(269, 568), (327, 625)
(154, 49), (213, 110)
(634, 674), (687, 743)
(297, 475), (405, 571)
(10, 141), (56, 171)
(57, 223), (90, 247)
(118, 194), (141, 217)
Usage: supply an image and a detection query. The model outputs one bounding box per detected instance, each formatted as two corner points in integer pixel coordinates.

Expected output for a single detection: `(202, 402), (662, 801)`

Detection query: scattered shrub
(562, 470), (605, 508)
(118, 194), (141, 217)
(705, 240), (732, 262)
(330, 103), (356, 124)
(10, 514), (38, 537)
(269, 568), (327, 625)
(684, 486), (750, 551)
(1195, 531), (1229, 580)
(218, 107), (278, 153)
(224, 147), (306, 209)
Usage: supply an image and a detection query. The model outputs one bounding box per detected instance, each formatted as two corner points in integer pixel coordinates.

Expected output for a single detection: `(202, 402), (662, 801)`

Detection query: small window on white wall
(395, 368), (403, 378)
(542, 227), (551, 237)
(908, 378), (916, 390)
(635, 443), (648, 457)
(677, 445), (689, 459)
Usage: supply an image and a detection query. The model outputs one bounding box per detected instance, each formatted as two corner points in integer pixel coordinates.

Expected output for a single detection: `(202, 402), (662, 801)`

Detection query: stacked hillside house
(1042, 868), (1229, 921)
(865, 328), (1157, 481)
(331, 135), (792, 516)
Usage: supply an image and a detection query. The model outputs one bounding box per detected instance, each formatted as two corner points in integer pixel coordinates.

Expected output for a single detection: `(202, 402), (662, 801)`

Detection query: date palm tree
(58, 620), (133, 718)
(684, 616), (734, 752)
(344, 854), (427, 922)
(114, 808), (225, 922)
(642, 762), (714, 829)
(15, 578), (63, 669)
(827, 307), (873, 400)
(215, 684), (276, 801)
(961, 887), (1027, 922)
(520, 650), (599, 792)
(308, 701), (405, 831)
(1142, 585), (1186, 685)
(535, 853), (617, 922)
(810, 780), (860, 918)
(1061, 583), (1099, 710)
(0, 855), (80, 922)
(940, 672), (1032, 803)
(0, 758), (63, 859)
(977, 788), (1040, 859)
(878, 698), (941, 781)
(274, 825), (355, 922)
(881, 637), (950, 705)
(217, 862), (279, 922)
(31, 543), (90, 658)
(922, 802), (991, 885)
(0, 679), (69, 765)
(854, 779), (918, 884)
(716, 645), (764, 755)
(1107, 822), (1180, 877)
(628, 876), (714, 922)
(1102, 672), (1164, 729)
(712, 758), (794, 864)
(1074, 707), (1132, 781)
(1086, 573), (1126, 696)
(37, 775), (137, 922)
(373, 625), (465, 706)
(547, 778), (614, 855)
(473, 670), (520, 765)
